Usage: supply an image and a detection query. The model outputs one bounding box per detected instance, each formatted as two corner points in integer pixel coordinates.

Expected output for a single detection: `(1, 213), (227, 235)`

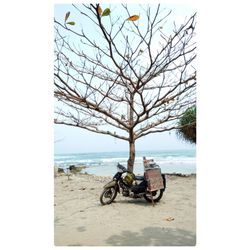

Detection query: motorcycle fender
(103, 180), (117, 189)
(162, 174), (167, 190)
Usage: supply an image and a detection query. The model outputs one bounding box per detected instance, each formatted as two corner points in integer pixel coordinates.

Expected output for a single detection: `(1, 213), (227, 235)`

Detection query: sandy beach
(54, 173), (196, 246)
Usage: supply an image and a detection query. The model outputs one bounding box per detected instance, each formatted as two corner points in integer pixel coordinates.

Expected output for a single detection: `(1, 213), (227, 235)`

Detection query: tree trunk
(127, 140), (135, 172)
(127, 90), (135, 172)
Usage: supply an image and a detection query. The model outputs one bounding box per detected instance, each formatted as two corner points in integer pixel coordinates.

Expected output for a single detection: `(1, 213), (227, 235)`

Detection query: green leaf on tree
(67, 21), (75, 25)
(65, 12), (70, 22)
(102, 8), (111, 17)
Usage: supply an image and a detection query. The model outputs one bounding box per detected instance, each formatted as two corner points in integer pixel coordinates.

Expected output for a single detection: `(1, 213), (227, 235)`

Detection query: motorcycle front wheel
(100, 187), (118, 205)
(143, 189), (164, 203)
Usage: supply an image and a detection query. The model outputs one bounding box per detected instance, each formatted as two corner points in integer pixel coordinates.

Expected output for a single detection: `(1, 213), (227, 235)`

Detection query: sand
(54, 173), (196, 246)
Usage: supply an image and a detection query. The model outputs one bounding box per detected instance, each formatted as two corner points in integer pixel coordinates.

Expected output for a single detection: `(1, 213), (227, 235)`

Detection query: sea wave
(55, 155), (195, 168)
(54, 150), (196, 175)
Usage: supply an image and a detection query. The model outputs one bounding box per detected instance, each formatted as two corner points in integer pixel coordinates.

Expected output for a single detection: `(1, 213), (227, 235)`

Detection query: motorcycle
(100, 163), (166, 205)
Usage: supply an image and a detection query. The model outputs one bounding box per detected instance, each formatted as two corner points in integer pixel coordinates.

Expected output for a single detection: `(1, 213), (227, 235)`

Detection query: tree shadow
(106, 226), (196, 246)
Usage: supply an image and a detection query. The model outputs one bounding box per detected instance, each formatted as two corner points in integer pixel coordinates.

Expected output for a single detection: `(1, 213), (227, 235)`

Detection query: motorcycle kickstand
(149, 191), (155, 207)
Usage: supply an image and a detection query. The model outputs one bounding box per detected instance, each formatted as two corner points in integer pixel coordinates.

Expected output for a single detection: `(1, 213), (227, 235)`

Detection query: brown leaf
(65, 11), (70, 22)
(127, 15), (140, 21)
(97, 6), (102, 15)
(165, 217), (174, 221)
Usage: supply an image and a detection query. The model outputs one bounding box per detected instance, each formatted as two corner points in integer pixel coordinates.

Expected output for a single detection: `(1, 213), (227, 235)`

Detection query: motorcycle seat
(135, 175), (144, 181)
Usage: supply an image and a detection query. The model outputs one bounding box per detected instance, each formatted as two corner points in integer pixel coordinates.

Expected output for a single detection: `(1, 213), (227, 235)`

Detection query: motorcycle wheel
(143, 189), (164, 203)
(100, 187), (118, 205)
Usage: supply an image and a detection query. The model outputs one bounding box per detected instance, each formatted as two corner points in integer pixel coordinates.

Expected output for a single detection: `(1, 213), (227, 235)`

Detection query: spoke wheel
(100, 187), (117, 205)
(143, 189), (164, 203)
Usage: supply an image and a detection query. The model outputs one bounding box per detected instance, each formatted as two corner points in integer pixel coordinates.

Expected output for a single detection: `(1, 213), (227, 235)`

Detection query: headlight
(117, 166), (122, 173)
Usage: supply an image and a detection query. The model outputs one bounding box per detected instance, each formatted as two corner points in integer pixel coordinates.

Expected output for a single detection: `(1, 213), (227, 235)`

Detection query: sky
(54, 124), (195, 154)
(54, 3), (196, 154)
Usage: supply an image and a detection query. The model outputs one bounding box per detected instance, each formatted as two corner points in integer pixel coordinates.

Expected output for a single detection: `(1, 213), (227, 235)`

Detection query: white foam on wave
(55, 156), (195, 165)
(54, 150), (196, 175)
(101, 157), (128, 163)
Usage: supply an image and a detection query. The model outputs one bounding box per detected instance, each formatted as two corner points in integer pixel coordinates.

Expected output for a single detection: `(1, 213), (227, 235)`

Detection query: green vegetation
(177, 106), (196, 144)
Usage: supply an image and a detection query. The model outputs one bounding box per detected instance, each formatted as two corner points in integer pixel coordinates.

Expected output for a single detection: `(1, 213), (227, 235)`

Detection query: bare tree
(54, 3), (196, 172)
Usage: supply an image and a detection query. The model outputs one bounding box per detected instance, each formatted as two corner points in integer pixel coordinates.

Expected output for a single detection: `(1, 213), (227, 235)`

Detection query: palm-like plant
(177, 106), (196, 144)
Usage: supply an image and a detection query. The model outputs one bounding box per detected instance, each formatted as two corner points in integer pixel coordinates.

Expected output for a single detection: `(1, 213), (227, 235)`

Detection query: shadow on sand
(112, 199), (158, 206)
(106, 226), (196, 246)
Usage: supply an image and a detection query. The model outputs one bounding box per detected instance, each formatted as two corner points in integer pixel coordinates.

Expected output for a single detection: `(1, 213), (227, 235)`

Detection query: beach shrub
(177, 106), (196, 144)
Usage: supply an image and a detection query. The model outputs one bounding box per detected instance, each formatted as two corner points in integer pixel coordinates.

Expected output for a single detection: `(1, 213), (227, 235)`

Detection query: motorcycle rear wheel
(100, 187), (118, 205)
(143, 189), (164, 203)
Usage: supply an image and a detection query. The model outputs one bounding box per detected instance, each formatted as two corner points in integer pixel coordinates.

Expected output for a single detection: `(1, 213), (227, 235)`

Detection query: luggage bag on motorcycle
(144, 168), (164, 192)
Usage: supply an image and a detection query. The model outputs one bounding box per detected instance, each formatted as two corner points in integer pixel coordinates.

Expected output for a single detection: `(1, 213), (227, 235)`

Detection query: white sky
(54, 124), (195, 154)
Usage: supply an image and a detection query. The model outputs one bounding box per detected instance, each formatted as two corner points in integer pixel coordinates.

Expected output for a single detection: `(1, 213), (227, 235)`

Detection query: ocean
(54, 149), (196, 176)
